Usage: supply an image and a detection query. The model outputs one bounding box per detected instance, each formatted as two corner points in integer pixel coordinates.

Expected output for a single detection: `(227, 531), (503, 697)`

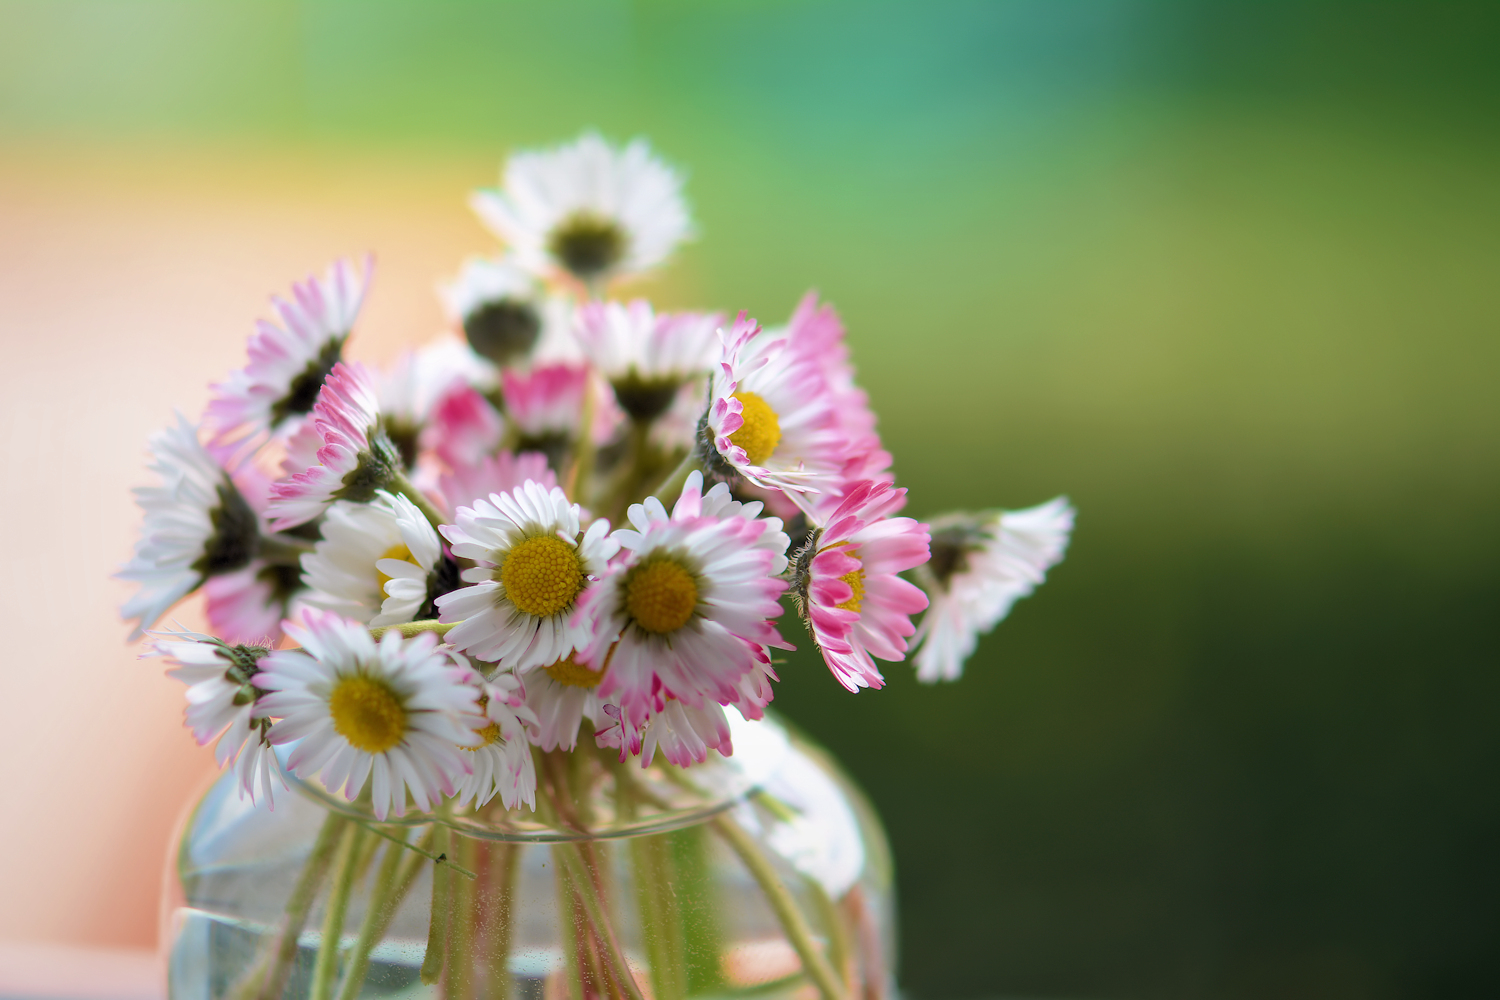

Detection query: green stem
(258, 533), (316, 565)
(648, 452), (698, 504)
(240, 811), (348, 1000)
(308, 825), (364, 1000)
(446, 834), (479, 1000)
(480, 842), (521, 1000)
(711, 814), (844, 1000)
(366, 619), (461, 644)
(556, 842), (646, 1000)
(419, 825), (453, 985)
(391, 471), (449, 532)
(333, 827), (435, 1000)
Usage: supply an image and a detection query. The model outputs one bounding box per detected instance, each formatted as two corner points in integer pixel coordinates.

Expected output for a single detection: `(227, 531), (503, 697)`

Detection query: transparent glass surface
(163, 713), (895, 1000)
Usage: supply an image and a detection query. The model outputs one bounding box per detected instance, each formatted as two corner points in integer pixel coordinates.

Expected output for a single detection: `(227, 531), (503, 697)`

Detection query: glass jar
(163, 712), (895, 1000)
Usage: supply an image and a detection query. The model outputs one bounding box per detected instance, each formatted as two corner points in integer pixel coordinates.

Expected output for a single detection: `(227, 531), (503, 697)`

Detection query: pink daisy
(206, 256), (372, 448)
(595, 698), (733, 769)
(699, 313), (847, 505)
(575, 471), (791, 739)
(423, 383), (505, 471)
(267, 362), (403, 530)
(436, 450), (556, 520)
(794, 480), (931, 691)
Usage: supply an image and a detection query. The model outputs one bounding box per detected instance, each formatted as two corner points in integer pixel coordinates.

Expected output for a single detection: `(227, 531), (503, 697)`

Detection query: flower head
(377, 338), (495, 469)
(524, 655), (608, 752)
(700, 313), (846, 503)
(576, 472), (791, 737)
(255, 610), (479, 820)
(437, 481), (618, 670)
(206, 257), (371, 447)
(472, 132), (692, 286)
(267, 362), (402, 530)
(437, 450), (556, 518)
(119, 415), (262, 639)
(911, 498), (1074, 682)
(795, 481), (931, 691)
(595, 699), (732, 769)
(453, 669), (538, 811)
(204, 562), (305, 645)
(301, 491), (457, 627)
(575, 300), (720, 422)
(442, 256), (546, 368)
(151, 632), (284, 805)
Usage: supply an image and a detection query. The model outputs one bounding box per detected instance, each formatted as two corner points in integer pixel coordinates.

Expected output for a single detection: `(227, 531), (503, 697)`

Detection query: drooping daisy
(699, 313), (847, 504)
(575, 300), (721, 423)
(454, 669), (538, 811)
(300, 491), (457, 627)
(150, 632), (285, 805)
(437, 450), (556, 519)
(442, 256), (546, 368)
(911, 498), (1075, 682)
(525, 655), (607, 752)
(575, 471), (792, 733)
(436, 481), (617, 670)
(254, 610), (479, 820)
(471, 132), (693, 287)
(119, 415), (263, 639)
(206, 257), (372, 447)
(267, 362), (403, 530)
(596, 698), (733, 769)
(793, 480), (931, 692)
(203, 561), (305, 645)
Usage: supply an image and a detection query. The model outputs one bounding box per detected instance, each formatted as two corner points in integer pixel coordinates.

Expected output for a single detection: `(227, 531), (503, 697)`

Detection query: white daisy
(441, 256), (546, 368)
(378, 337), (497, 469)
(699, 313), (847, 503)
(454, 669), (538, 811)
(119, 415), (262, 639)
(471, 132), (693, 287)
(524, 655), (607, 752)
(206, 256), (371, 446)
(150, 632), (285, 805)
(254, 610), (480, 820)
(575, 471), (792, 736)
(436, 481), (618, 670)
(300, 491), (455, 627)
(574, 300), (721, 422)
(595, 698), (733, 769)
(911, 497), (1075, 682)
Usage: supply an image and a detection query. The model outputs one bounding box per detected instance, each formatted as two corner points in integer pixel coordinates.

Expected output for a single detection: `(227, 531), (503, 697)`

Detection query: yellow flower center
(836, 567), (865, 613)
(729, 391), (781, 466)
(328, 674), (407, 754)
(375, 542), (417, 593)
(544, 655), (606, 689)
(625, 557), (700, 635)
(498, 534), (584, 618)
(462, 721), (504, 750)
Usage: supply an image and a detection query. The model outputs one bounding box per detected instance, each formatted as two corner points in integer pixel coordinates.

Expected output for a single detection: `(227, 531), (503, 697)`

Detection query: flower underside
(926, 526), (978, 589)
(270, 337), (345, 427)
(498, 534), (584, 618)
(544, 655), (605, 689)
(625, 556), (699, 634)
(329, 673), (407, 753)
(464, 298), (541, 368)
(549, 212), (626, 279)
(729, 391), (781, 466)
(613, 375), (682, 423)
(194, 479), (261, 578)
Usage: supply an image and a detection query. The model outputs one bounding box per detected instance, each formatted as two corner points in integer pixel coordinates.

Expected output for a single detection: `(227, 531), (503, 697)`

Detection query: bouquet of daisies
(122, 132), (1074, 824)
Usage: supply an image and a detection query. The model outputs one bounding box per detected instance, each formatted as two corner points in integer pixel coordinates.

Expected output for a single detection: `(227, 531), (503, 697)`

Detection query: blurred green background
(5, 2), (1498, 996)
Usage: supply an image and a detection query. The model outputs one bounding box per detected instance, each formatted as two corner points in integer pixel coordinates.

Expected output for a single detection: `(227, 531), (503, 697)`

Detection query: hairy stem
(711, 813), (844, 1000)
(309, 823), (365, 1000)
(366, 619), (460, 643)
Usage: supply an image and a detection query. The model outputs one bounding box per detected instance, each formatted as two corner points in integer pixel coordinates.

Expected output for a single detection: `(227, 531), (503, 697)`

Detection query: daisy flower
(471, 132), (693, 287)
(793, 480), (931, 692)
(575, 300), (721, 422)
(267, 362), (403, 530)
(454, 669), (539, 811)
(119, 415), (263, 639)
(436, 481), (618, 670)
(206, 256), (372, 447)
(424, 384), (505, 472)
(203, 561), (304, 645)
(150, 632), (285, 805)
(378, 338), (496, 469)
(699, 313), (847, 504)
(525, 655), (607, 752)
(596, 698), (733, 769)
(911, 498), (1075, 682)
(441, 256), (545, 368)
(300, 491), (457, 627)
(254, 610), (479, 820)
(575, 471), (792, 734)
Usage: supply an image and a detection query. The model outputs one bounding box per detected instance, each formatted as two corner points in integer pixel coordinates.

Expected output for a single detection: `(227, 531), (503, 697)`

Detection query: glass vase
(162, 712), (895, 1000)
